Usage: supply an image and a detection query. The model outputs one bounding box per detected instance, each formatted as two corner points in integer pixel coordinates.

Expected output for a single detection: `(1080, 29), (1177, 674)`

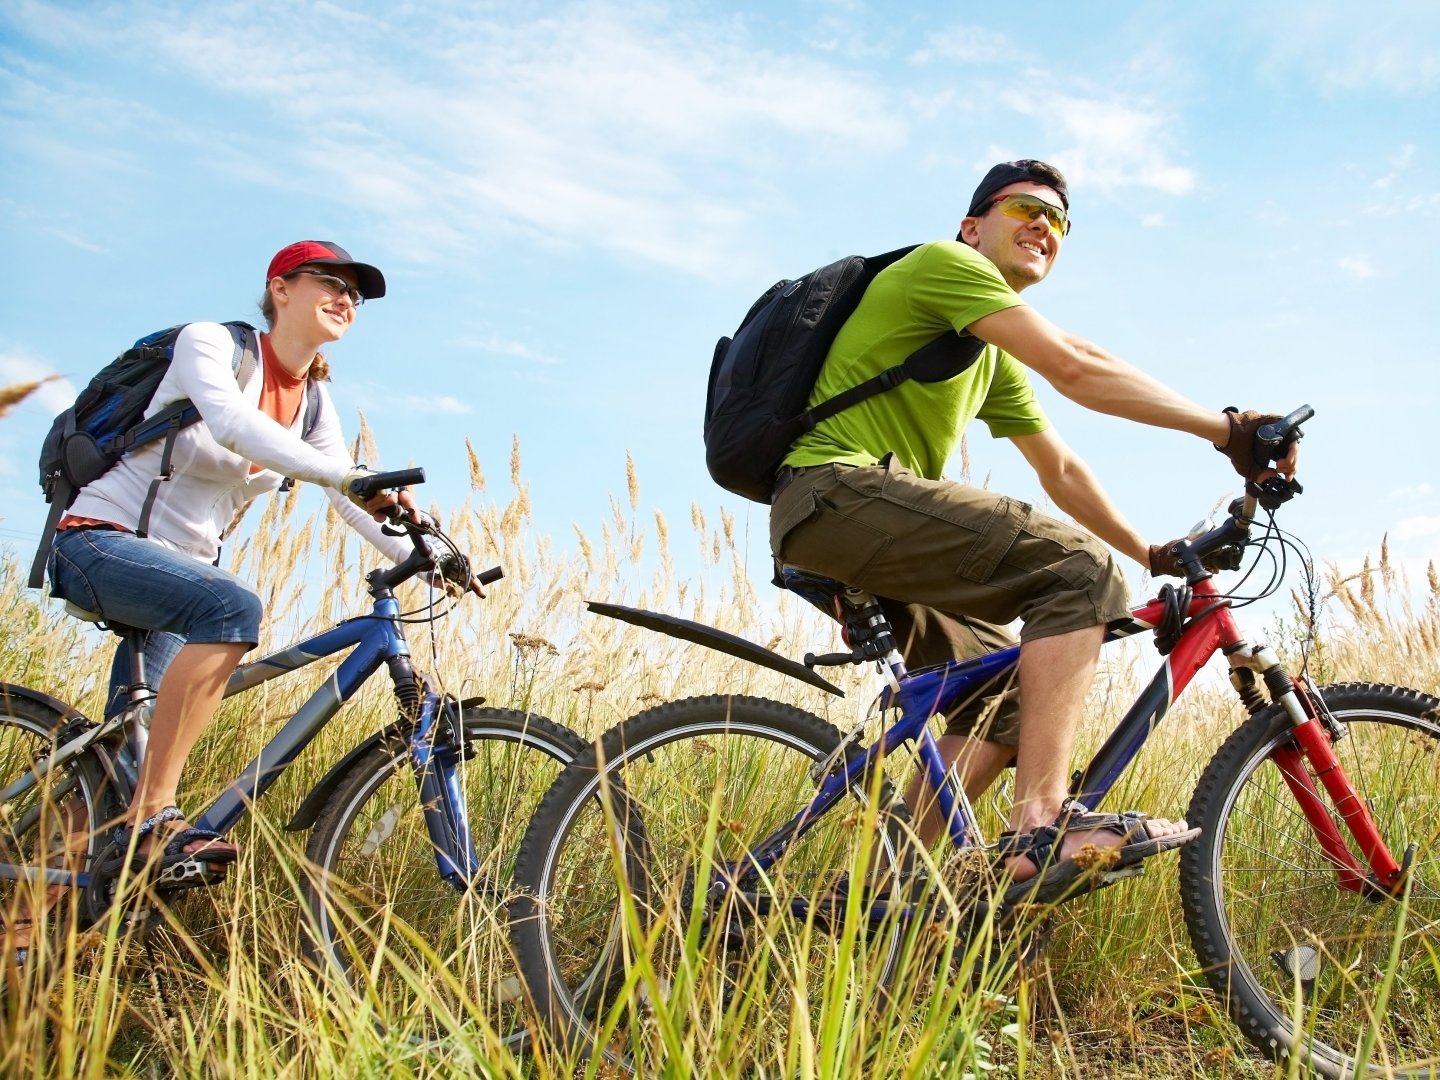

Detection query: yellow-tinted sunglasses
(988, 193), (1071, 237)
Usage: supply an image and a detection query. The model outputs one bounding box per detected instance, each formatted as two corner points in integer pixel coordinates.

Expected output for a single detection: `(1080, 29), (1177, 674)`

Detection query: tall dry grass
(0, 442), (1436, 1078)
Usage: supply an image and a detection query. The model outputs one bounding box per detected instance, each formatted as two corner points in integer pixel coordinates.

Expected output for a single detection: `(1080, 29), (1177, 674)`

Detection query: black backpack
(30, 321), (320, 588)
(703, 245), (986, 503)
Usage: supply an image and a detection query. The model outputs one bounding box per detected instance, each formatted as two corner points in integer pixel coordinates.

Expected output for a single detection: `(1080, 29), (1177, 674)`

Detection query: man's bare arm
(1010, 427), (1149, 566)
(970, 304), (1231, 444)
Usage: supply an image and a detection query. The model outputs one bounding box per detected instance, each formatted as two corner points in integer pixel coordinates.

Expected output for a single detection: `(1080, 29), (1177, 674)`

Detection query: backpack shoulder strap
(227, 321), (260, 387)
(300, 378), (322, 439)
(798, 331), (987, 433)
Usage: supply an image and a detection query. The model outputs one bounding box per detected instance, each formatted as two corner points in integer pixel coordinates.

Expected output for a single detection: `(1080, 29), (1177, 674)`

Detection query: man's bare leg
(904, 735), (1014, 846)
(1006, 624), (1189, 880)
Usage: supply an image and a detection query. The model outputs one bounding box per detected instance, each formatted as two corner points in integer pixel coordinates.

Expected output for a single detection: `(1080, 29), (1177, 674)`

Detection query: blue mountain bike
(511, 408), (1440, 1077)
(1, 467), (585, 1041)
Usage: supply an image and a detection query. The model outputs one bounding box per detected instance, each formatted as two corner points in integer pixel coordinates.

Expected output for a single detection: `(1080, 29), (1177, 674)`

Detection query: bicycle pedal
(1098, 862), (1145, 886)
(154, 859), (229, 889)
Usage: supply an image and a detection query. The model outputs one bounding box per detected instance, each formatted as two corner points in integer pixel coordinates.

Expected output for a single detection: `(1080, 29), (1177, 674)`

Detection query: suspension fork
(406, 687), (480, 890)
(1225, 620), (1406, 895)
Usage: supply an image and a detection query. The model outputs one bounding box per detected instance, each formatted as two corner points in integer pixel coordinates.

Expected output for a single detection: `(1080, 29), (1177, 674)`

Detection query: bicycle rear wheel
(301, 705), (585, 1046)
(510, 695), (917, 1072)
(0, 689), (117, 955)
(1181, 682), (1440, 1078)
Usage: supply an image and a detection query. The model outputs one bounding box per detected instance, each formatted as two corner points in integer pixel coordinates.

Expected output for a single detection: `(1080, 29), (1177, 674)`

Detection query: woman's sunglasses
(988, 193), (1071, 237)
(288, 268), (365, 306)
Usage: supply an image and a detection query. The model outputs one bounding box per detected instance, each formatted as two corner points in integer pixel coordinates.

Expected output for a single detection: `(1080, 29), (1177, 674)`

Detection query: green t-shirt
(783, 240), (1050, 479)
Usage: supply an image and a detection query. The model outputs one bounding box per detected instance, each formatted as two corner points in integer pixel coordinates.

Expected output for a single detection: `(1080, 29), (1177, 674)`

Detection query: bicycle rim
(303, 706), (583, 1047)
(0, 698), (111, 956)
(1183, 683), (1440, 1077)
(516, 695), (913, 1072)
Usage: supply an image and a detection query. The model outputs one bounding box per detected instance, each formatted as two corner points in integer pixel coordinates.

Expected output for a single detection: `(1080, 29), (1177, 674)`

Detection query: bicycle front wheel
(1181, 682), (1440, 1078)
(301, 705), (585, 1046)
(0, 689), (118, 952)
(510, 695), (917, 1072)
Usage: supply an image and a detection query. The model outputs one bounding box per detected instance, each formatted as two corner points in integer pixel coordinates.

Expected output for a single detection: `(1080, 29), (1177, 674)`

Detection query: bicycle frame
(725, 573), (1406, 910)
(0, 591), (482, 892)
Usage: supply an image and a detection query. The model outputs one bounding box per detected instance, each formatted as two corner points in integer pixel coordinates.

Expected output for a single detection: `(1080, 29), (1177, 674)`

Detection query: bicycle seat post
(114, 625), (157, 777)
(839, 587), (907, 688)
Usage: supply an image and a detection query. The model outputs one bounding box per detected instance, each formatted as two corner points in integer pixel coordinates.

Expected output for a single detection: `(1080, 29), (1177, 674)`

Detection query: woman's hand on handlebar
(341, 467), (420, 522)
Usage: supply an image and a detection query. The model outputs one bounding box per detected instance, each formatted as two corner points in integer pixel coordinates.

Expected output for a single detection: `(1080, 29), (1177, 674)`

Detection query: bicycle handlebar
(1179, 404), (1314, 577)
(356, 466), (504, 600)
(350, 466), (426, 502)
(1255, 404), (1313, 459)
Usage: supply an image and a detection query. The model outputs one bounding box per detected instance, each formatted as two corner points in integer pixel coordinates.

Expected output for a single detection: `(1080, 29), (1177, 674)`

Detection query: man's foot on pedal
(995, 800), (1199, 906)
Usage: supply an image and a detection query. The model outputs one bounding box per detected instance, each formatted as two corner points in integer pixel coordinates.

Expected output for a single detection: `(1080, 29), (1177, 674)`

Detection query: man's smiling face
(959, 181), (1066, 292)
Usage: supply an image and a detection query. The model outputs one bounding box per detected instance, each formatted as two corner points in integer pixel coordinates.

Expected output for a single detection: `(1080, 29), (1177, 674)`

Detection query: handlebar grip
(1255, 405), (1314, 452)
(351, 467), (426, 500)
(475, 566), (504, 587)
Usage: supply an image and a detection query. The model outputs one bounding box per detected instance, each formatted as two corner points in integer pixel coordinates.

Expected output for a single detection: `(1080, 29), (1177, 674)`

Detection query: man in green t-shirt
(769, 159), (1298, 886)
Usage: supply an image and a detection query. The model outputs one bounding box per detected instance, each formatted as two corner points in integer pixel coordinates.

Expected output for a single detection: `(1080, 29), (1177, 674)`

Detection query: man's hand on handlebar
(1215, 407), (1301, 484)
(1149, 537), (1244, 579)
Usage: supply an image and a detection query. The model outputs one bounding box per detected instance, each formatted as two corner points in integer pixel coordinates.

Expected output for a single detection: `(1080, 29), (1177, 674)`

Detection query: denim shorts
(49, 528), (263, 718)
(49, 527), (262, 645)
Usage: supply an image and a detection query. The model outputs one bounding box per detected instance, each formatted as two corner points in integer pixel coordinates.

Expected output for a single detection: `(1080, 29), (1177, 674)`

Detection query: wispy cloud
(22, 2), (901, 279)
(910, 26), (1010, 65)
(1393, 515), (1440, 543)
(399, 394), (472, 415)
(1391, 482), (1434, 500)
(1246, 1), (1440, 94)
(1019, 91), (1197, 197)
(1336, 255), (1377, 278)
(453, 335), (562, 368)
(1374, 144), (1416, 190)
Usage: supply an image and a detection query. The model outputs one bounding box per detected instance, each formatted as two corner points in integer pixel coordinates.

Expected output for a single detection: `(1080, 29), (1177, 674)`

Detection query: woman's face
(272, 265), (362, 342)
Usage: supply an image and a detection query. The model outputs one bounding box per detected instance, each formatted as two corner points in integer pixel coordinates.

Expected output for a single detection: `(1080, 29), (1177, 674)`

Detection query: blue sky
(2, 0), (1437, 617)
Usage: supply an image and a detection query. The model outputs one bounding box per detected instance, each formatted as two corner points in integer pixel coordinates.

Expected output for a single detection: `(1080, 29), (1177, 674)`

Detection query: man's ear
(957, 217), (978, 245)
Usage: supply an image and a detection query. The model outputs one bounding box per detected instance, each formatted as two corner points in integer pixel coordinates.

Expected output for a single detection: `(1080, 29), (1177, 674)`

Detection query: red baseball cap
(266, 240), (386, 300)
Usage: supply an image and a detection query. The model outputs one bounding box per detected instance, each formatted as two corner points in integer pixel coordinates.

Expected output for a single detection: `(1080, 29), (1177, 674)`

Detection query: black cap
(966, 159), (1069, 218)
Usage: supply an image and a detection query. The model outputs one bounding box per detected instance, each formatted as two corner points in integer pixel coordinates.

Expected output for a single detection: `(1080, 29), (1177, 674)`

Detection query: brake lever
(1248, 475), (1304, 511)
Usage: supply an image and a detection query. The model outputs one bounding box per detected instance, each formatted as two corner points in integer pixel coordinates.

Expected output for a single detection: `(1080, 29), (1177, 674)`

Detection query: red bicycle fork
(1138, 579), (1407, 896)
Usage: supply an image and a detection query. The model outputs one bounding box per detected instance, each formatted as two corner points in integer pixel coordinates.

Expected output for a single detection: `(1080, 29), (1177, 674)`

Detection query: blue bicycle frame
(720, 579), (1223, 908)
(1, 577), (481, 893)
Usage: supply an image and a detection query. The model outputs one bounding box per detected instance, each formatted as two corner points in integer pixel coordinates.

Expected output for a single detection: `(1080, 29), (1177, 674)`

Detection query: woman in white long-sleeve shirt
(46, 240), (407, 882)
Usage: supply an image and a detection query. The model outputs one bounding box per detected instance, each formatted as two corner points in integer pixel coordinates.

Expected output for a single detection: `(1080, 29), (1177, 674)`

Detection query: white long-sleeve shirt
(68, 321), (411, 566)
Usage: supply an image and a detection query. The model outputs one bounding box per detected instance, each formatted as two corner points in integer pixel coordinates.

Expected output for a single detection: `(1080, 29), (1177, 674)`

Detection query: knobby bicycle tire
(1180, 682), (1440, 1078)
(0, 689), (121, 961)
(510, 694), (918, 1072)
(301, 705), (586, 1046)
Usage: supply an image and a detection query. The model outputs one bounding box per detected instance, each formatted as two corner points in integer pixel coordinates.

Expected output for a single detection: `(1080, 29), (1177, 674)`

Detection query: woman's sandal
(993, 798), (1199, 909)
(87, 806), (238, 907)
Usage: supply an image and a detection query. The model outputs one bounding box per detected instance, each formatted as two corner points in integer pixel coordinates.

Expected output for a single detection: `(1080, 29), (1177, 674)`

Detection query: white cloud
(911, 26), (1011, 65)
(1374, 143), (1417, 189)
(1018, 91), (1197, 197)
(106, 3), (903, 278)
(4, 2), (908, 281)
(1391, 482), (1435, 500)
(1141, 213), (1167, 228)
(400, 395), (472, 415)
(1362, 191), (1440, 218)
(454, 335), (561, 367)
(1336, 255), (1377, 278)
(1393, 515), (1440, 543)
(1247, 2), (1440, 94)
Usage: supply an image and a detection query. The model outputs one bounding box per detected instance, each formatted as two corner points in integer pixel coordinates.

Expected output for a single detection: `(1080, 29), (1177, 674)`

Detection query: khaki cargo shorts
(770, 457), (1131, 745)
